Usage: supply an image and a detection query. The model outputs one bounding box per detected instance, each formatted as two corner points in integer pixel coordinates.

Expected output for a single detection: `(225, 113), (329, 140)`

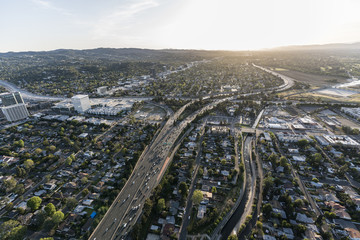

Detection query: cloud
(92, 0), (159, 40)
(31, 0), (72, 16)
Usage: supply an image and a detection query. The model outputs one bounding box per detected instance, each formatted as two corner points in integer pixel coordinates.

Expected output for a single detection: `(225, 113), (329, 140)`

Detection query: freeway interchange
(1, 64), (292, 240)
(88, 65), (293, 240)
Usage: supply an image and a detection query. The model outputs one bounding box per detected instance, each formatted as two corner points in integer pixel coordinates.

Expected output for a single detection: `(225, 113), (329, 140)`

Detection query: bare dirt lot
(336, 116), (360, 130)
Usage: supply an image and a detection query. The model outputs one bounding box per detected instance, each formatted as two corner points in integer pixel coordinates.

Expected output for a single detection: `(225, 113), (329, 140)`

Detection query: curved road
(0, 80), (65, 101)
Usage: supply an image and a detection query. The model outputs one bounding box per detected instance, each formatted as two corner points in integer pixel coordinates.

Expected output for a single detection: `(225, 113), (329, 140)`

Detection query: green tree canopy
(179, 182), (188, 197)
(228, 234), (238, 240)
(157, 198), (166, 213)
(44, 203), (56, 216)
(52, 211), (64, 224)
(263, 203), (273, 219)
(65, 157), (72, 166)
(297, 139), (309, 148)
(0, 220), (26, 240)
(35, 148), (43, 155)
(27, 196), (42, 211)
(192, 190), (203, 205)
(24, 159), (34, 169)
(49, 145), (56, 152)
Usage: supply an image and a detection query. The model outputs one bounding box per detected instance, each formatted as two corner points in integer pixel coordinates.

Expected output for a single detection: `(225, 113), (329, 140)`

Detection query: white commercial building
(341, 107), (360, 119)
(2, 104), (29, 122)
(323, 135), (360, 147)
(71, 95), (91, 113)
(97, 86), (108, 95)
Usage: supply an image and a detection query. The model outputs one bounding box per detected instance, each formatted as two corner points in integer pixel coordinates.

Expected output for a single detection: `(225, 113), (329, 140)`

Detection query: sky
(1, 0), (360, 52)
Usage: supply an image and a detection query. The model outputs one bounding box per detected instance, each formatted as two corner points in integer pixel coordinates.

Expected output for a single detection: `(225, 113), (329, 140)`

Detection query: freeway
(252, 64), (295, 92)
(0, 80), (65, 101)
(88, 62), (296, 239)
(221, 136), (256, 238)
(89, 97), (235, 240)
(89, 102), (192, 240)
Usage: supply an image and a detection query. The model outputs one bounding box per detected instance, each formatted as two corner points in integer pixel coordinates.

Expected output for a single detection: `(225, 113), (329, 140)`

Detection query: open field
(286, 92), (360, 103)
(272, 69), (348, 87)
(316, 88), (358, 97)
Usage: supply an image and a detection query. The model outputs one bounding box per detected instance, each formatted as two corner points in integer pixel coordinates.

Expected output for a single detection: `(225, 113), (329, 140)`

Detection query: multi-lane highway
(0, 80), (65, 101)
(89, 102), (194, 240)
(89, 65), (296, 239)
(89, 97), (236, 240)
(252, 64), (295, 92)
(0, 61), (294, 240)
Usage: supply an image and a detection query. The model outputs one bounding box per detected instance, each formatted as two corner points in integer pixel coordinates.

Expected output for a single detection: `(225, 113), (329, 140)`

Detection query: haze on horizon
(1, 0), (360, 53)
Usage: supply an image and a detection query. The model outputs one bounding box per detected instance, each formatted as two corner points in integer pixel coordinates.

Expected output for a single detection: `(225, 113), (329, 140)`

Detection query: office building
(0, 92), (29, 122)
(72, 95), (91, 113)
(2, 104), (29, 122)
(0, 92), (24, 106)
(97, 86), (108, 95)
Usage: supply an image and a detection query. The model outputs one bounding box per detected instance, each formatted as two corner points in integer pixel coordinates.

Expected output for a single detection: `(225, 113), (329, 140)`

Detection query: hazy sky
(1, 0), (360, 52)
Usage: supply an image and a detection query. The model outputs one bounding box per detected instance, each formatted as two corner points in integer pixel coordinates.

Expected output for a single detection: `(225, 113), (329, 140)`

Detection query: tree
(157, 198), (166, 213)
(27, 196), (42, 211)
(179, 182), (188, 197)
(4, 178), (17, 192)
(211, 186), (217, 194)
(81, 177), (88, 185)
(0, 220), (26, 240)
(263, 176), (274, 196)
(52, 211), (64, 224)
(65, 157), (72, 166)
(24, 159), (34, 169)
(192, 190), (203, 205)
(263, 203), (273, 219)
(14, 139), (24, 148)
(49, 145), (56, 152)
(294, 199), (304, 208)
(35, 148), (43, 155)
(16, 166), (26, 178)
(82, 188), (89, 197)
(40, 238), (54, 240)
(312, 178), (319, 183)
(43, 139), (49, 146)
(228, 234), (238, 240)
(14, 184), (25, 195)
(44, 203), (56, 216)
(267, 153), (277, 166)
(297, 139), (309, 148)
(65, 197), (77, 209)
(280, 156), (288, 167)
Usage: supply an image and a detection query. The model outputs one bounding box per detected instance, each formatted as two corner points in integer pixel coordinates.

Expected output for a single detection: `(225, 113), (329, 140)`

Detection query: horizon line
(1, 40), (360, 54)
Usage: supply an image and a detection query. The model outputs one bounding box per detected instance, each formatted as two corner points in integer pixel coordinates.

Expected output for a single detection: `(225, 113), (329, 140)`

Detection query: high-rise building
(72, 95), (91, 113)
(0, 92), (24, 106)
(150, 68), (156, 78)
(2, 104), (29, 122)
(0, 92), (29, 122)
